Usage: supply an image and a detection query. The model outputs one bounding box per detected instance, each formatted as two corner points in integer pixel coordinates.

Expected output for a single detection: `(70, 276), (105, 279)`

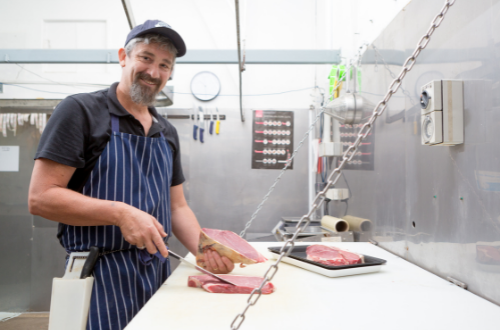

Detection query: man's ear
(118, 48), (127, 67)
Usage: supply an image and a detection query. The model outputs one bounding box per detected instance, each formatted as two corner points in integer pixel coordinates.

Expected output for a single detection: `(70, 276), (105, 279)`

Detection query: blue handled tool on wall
(209, 108), (214, 135)
(193, 107), (198, 140)
(198, 106), (205, 143)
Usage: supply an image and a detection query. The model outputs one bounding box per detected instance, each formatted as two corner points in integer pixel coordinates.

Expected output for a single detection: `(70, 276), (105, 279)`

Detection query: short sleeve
(35, 96), (88, 168)
(162, 120), (185, 186)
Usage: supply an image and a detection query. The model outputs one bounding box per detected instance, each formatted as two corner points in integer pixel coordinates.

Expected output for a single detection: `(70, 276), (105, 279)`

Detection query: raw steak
(196, 228), (267, 268)
(306, 245), (364, 266)
(188, 275), (275, 294)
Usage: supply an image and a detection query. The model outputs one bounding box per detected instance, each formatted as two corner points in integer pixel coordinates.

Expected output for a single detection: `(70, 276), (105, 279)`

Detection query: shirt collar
(107, 82), (130, 117)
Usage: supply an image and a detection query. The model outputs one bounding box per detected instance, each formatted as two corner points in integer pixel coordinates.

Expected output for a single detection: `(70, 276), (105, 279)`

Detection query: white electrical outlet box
(420, 80), (463, 146)
(421, 111), (443, 144)
(326, 188), (349, 200)
(319, 142), (343, 157)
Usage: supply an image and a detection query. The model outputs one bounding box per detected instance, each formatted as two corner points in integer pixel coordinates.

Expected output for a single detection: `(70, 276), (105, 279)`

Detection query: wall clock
(190, 71), (221, 101)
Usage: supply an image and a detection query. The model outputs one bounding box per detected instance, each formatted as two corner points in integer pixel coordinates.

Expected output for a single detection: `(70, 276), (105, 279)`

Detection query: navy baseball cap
(124, 20), (186, 57)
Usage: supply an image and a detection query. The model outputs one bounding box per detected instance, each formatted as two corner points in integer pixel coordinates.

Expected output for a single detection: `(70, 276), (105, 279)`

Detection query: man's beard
(129, 72), (162, 106)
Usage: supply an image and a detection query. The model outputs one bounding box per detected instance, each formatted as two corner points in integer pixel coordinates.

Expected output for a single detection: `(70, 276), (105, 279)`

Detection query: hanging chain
(230, 1), (456, 329)
(371, 45), (416, 106)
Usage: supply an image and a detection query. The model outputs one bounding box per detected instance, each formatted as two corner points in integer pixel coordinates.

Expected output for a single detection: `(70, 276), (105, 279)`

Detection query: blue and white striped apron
(60, 113), (173, 330)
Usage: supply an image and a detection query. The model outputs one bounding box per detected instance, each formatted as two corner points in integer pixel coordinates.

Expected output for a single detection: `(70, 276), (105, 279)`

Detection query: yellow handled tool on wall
(215, 107), (221, 134)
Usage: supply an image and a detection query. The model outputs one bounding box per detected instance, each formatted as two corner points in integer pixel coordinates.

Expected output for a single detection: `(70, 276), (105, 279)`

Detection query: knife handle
(193, 125), (198, 140)
(167, 251), (180, 260)
(80, 246), (99, 279)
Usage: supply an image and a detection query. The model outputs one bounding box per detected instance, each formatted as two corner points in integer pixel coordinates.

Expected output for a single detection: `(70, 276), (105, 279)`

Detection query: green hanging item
(328, 65), (346, 100)
(327, 64), (362, 100)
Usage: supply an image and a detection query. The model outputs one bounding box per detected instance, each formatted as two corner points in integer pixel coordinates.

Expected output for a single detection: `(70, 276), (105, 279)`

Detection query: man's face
(120, 41), (175, 106)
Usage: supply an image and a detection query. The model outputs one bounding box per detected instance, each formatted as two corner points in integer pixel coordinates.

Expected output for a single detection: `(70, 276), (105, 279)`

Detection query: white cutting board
(126, 242), (500, 330)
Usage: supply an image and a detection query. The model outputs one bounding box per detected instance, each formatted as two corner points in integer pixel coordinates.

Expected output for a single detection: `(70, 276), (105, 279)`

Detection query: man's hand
(116, 206), (169, 258)
(202, 250), (235, 274)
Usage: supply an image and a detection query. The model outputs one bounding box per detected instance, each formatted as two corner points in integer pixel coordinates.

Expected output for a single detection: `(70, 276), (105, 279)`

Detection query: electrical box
(318, 142), (343, 157)
(326, 188), (349, 201)
(420, 80), (463, 146)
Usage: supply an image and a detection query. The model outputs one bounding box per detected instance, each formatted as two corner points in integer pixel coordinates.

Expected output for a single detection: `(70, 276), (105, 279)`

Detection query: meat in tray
(267, 244), (386, 270)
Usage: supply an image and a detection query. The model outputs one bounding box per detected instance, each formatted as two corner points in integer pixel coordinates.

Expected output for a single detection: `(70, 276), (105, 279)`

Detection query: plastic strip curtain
(0, 113), (47, 137)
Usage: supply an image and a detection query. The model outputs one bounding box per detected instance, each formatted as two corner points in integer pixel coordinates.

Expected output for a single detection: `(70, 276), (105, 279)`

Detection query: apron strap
(111, 113), (120, 133)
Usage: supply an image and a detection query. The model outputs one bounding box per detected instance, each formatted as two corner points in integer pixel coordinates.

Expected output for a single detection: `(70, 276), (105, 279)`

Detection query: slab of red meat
(188, 275), (275, 294)
(306, 245), (364, 266)
(196, 228), (267, 268)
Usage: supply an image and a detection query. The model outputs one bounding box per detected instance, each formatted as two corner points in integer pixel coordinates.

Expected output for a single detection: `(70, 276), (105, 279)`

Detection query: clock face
(190, 71), (221, 101)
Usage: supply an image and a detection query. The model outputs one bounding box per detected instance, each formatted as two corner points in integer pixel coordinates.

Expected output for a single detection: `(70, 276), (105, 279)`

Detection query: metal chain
(371, 45), (416, 106)
(239, 73), (346, 238)
(230, 1), (456, 328)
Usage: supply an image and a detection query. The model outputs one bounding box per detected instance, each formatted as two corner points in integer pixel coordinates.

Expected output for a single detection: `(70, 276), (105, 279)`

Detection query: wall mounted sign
(0, 146), (20, 172)
(252, 110), (294, 170)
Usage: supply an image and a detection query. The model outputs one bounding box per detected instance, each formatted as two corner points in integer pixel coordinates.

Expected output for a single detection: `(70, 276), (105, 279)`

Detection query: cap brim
(134, 27), (186, 57)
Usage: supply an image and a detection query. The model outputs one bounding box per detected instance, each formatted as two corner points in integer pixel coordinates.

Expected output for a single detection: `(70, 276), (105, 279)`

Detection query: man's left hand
(203, 250), (234, 274)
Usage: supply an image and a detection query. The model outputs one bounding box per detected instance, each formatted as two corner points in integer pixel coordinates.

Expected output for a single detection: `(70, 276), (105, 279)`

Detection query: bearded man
(28, 20), (234, 330)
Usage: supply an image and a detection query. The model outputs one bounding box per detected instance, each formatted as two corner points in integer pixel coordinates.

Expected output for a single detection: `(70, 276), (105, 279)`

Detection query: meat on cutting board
(196, 228), (267, 268)
(188, 275), (275, 294)
(306, 245), (364, 266)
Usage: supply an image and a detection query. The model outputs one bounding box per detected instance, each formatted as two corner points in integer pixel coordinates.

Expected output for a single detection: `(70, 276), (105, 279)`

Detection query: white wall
(0, 0), (410, 110)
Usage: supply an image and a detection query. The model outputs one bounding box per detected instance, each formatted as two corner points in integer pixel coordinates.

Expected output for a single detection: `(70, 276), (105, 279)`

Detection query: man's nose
(146, 65), (160, 79)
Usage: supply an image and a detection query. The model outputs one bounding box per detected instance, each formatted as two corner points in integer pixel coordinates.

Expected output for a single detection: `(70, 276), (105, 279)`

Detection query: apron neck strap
(111, 113), (120, 133)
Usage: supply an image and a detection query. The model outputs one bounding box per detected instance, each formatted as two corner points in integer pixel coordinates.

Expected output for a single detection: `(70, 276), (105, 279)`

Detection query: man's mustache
(135, 72), (162, 86)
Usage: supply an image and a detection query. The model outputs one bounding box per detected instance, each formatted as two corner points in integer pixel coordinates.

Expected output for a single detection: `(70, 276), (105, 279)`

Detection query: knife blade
(167, 249), (237, 286)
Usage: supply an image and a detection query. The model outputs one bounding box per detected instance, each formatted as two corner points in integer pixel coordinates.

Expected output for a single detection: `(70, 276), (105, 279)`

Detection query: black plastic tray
(268, 245), (387, 270)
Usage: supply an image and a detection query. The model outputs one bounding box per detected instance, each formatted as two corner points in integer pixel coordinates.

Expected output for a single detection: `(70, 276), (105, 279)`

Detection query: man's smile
(140, 77), (158, 86)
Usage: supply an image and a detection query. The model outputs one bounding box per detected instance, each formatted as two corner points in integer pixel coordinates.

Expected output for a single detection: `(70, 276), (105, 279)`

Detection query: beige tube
(343, 215), (372, 232)
(321, 215), (349, 232)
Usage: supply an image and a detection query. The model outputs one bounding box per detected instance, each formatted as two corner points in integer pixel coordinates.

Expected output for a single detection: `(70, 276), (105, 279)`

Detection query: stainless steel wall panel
(29, 226), (66, 311)
(169, 108), (309, 235)
(0, 123), (39, 311)
(354, 0), (500, 305)
(0, 123), (65, 312)
(0, 215), (32, 312)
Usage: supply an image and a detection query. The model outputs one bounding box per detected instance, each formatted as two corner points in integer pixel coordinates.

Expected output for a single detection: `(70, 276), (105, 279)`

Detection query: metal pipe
(235, 0), (245, 122)
(121, 0), (136, 29)
(0, 49), (342, 64)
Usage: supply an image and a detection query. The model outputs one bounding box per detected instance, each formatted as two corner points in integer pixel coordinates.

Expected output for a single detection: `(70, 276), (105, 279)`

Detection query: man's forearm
(171, 205), (201, 255)
(29, 185), (126, 226)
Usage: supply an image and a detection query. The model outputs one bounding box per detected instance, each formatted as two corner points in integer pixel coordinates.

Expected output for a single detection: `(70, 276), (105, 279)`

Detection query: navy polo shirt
(35, 82), (185, 193)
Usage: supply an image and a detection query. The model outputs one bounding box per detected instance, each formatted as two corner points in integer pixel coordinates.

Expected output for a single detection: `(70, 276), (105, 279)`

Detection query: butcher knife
(167, 249), (237, 286)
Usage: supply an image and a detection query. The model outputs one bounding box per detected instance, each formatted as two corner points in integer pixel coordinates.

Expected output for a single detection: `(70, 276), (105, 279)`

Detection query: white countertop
(125, 242), (500, 330)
